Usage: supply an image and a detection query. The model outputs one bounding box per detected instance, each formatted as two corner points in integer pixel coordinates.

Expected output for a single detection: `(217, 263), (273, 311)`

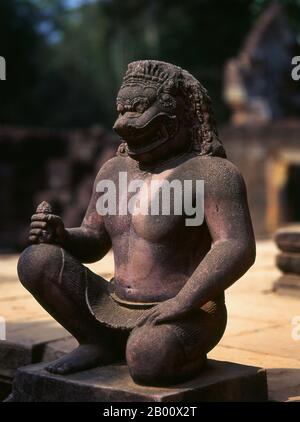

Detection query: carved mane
(117, 60), (226, 158)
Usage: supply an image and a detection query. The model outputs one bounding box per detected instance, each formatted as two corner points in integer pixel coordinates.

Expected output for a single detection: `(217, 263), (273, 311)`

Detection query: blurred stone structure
(224, 2), (299, 126)
(274, 225), (300, 295)
(0, 126), (119, 251)
(1, 4), (299, 248)
(222, 2), (300, 237)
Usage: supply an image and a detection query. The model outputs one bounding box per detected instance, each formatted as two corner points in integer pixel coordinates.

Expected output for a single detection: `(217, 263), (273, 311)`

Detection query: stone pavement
(0, 241), (300, 401)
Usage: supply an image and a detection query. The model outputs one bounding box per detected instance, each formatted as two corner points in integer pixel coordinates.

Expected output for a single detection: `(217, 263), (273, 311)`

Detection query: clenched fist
(29, 201), (68, 245)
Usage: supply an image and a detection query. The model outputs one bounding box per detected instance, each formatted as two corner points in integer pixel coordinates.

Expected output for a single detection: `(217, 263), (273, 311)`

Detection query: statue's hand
(136, 296), (191, 327)
(29, 202), (68, 245)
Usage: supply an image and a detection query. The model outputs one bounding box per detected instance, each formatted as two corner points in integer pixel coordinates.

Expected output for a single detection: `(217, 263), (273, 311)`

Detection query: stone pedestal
(275, 225), (300, 253)
(0, 377), (11, 402)
(6, 360), (268, 402)
(274, 225), (300, 296)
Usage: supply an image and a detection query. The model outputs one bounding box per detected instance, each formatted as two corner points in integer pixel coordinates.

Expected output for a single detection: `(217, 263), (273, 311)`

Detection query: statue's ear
(116, 142), (128, 156)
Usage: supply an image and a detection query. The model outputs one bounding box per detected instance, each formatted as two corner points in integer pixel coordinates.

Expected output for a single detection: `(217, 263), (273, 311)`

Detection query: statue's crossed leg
(18, 243), (227, 386)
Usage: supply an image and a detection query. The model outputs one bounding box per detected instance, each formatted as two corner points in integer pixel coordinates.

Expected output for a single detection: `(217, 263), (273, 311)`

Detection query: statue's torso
(98, 153), (213, 303)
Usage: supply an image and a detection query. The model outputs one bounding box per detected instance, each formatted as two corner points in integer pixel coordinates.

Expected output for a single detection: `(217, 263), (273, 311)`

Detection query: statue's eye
(135, 102), (147, 114)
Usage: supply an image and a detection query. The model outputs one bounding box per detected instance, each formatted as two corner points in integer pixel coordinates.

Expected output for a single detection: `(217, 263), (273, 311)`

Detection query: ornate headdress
(121, 61), (178, 88)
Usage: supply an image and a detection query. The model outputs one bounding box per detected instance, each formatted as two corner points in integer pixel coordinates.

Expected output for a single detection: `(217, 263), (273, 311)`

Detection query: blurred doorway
(266, 150), (300, 232)
(284, 164), (300, 222)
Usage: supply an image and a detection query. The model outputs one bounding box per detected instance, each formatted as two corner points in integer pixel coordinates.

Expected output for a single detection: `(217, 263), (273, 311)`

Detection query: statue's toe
(45, 344), (110, 375)
(46, 357), (76, 375)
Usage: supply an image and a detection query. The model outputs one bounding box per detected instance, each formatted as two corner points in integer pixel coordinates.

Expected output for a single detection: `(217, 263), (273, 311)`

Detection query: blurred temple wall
(0, 126), (120, 252)
(222, 3), (300, 238)
(1, 2), (300, 250)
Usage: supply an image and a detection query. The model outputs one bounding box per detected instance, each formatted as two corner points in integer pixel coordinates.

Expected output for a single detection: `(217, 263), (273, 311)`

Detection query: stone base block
(6, 360), (268, 402)
(0, 377), (12, 402)
(275, 225), (300, 253)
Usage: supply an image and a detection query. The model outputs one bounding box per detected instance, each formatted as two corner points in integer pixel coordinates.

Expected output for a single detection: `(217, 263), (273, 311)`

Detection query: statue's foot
(46, 344), (112, 375)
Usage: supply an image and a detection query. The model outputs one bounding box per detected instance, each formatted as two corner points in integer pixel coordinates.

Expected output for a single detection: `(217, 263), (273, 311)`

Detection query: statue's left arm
(175, 159), (255, 309)
(137, 159), (255, 326)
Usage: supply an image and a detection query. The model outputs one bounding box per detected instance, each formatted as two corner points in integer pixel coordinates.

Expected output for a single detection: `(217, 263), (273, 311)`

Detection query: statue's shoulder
(188, 154), (240, 174)
(95, 155), (130, 181)
(188, 155), (246, 193)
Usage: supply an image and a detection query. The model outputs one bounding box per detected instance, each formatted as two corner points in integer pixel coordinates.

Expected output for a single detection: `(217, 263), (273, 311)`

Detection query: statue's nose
(113, 118), (126, 138)
(113, 117), (124, 133)
(113, 115), (136, 138)
(112, 122), (117, 132)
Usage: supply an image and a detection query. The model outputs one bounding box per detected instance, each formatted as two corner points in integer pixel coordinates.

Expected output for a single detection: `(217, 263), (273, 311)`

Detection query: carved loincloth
(85, 274), (157, 330)
(85, 269), (226, 345)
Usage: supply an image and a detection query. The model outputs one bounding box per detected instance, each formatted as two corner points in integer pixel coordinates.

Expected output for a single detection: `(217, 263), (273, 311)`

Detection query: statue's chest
(103, 169), (195, 241)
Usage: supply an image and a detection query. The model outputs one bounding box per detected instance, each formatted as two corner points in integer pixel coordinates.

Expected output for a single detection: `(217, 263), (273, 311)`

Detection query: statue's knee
(17, 244), (62, 292)
(126, 326), (182, 386)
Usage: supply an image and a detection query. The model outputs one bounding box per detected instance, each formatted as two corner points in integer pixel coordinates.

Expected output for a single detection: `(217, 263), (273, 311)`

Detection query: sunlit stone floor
(1, 241), (300, 401)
